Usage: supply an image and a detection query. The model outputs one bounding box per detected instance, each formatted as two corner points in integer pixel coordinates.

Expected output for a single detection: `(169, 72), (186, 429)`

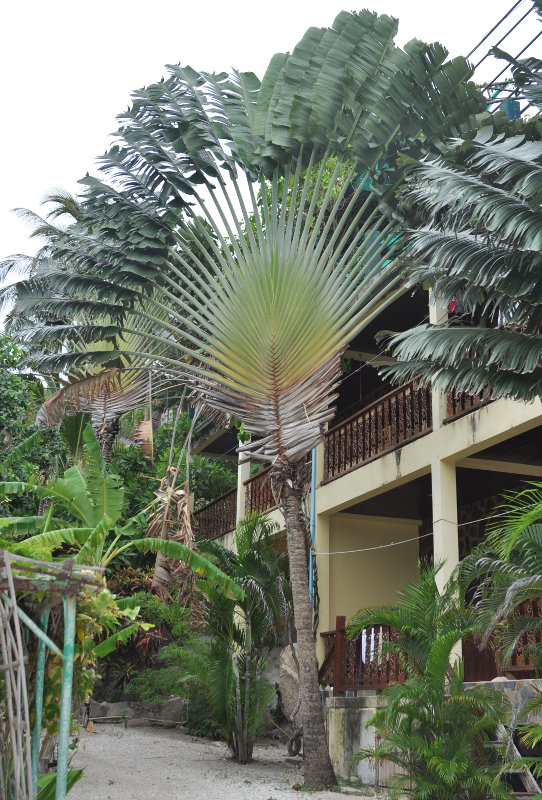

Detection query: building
(192, 288), (542, 684)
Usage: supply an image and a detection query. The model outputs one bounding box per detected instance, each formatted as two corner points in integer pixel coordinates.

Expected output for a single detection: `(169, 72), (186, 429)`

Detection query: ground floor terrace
(193, 376), (542, 691)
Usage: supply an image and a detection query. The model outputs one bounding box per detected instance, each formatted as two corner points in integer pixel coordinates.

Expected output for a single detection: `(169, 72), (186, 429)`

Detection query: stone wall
(327, 679), (542, 787)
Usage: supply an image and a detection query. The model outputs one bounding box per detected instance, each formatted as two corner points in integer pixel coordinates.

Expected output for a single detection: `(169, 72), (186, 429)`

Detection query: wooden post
(332, 616), (346, 697)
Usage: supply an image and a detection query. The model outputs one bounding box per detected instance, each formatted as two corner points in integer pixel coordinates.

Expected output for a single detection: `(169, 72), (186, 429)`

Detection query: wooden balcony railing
(323, 381), (432, 482)
(244, 467), (277, 515)
(193, 487), (237, 540)
(445, 390), (491, 422)
(320, 602), (542, 693)
(318, 616), (406, 695)
(501, 598), (542, 678)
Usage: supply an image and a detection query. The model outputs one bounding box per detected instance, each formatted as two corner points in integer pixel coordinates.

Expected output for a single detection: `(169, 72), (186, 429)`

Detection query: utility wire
(314, 503), (542, 556)
(466, 0), (526, 59)
(473, 4), (535, 69)
(484, 29), (542, 91)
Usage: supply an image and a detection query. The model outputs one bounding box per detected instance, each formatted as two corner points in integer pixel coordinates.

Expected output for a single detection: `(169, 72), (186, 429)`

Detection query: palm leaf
(0, 430), (44, 467)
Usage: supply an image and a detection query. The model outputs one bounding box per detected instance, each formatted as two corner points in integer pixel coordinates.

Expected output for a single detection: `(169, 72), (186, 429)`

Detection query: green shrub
(133, 591), (192, 640)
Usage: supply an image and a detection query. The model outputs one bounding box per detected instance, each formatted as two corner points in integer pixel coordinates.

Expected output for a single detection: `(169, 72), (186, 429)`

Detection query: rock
(89, 700), (109, 718)
(280, 645), (300, 723)
(160, 696), (186, 721)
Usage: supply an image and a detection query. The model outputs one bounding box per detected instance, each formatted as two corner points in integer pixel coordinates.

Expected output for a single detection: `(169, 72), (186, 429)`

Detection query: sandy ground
(68, 724), (345, 800)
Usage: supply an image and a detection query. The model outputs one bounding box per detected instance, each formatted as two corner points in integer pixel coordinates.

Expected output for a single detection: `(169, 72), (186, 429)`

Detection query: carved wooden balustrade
(501, 598), (542, 678)
(244, 467), (277, 515)
(318, 616), (406, 695)
(320, 602), (542, 693)
(323, 381), (432, 482)
(445, 389), (491, 421)
(193, 487), (237, 540)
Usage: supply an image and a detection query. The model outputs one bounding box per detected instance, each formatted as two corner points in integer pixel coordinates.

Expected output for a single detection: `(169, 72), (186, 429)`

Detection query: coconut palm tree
(3, 11), (487, 786)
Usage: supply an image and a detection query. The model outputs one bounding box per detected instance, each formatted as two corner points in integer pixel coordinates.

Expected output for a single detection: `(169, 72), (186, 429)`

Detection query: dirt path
(68, 725), (343, 800)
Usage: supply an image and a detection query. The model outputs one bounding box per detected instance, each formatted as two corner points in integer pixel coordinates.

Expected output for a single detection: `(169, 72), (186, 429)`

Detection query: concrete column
(236, 452), (251, 524)
(316, 435), (326, 487)
(429, 291), (449, 429)
(431, 458), (459, 591)
(315, 514), (331, 663)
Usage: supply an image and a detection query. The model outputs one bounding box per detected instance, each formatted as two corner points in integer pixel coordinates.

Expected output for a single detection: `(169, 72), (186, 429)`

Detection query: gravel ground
(68, 724), (344, 800)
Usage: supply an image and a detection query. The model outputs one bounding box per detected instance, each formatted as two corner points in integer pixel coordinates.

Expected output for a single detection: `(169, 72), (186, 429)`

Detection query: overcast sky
(1, 0), (537, 259)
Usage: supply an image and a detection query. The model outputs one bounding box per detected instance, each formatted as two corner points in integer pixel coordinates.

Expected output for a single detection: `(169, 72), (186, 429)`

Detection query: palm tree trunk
(95, 418), (120, 463)
(282, 466), (335, 790)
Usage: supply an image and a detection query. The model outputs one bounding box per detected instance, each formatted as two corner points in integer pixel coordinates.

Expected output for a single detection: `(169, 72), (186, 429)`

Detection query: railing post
(32, 610), (50, 800)
(332, 616), (346, 697)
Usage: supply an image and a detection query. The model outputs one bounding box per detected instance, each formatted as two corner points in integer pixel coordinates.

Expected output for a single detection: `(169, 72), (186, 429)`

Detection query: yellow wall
(326, 514), (420, 626)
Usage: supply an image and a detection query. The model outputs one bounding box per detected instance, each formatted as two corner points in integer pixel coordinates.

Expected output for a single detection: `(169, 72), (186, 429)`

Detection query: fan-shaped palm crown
(8, 10), (485, 474)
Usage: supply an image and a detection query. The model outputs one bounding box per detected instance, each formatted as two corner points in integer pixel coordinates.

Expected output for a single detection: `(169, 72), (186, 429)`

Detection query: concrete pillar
(315, 514), (331, 663)
(236, 452), (251, 524)
(431, 458), (459, 591)
(316, 436), (326, 487)
(429, 291), (449, 429)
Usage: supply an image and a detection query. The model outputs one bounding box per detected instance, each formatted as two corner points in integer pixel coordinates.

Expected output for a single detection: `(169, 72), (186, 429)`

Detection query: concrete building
(191, 288), (542, 781)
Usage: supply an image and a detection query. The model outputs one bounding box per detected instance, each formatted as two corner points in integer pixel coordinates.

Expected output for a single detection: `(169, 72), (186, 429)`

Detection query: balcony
(319, 604), (542, 694)
(445, 390), (492, 422)
(244, 467), (277, 515)
(193, 469), (279, 540)
(323, 380), (432, 483)
(193, 487), (236, 541)
(318, 616), (406, 695)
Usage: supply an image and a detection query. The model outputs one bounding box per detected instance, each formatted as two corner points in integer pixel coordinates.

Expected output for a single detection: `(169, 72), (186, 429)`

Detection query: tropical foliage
(196, 513), (291, 762)
(460, 482), (542, 670)
(360, 658), (512, 800)
(349, 564), (513, 800)
(379, 42), (542, 401)
(0, 10), (490, 786)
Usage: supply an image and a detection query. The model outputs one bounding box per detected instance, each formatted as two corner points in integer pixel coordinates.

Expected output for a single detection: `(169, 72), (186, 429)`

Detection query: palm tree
(3, 12), (486, 787)
(378, 52), (542, 400)
(348, 563), (513, 800)
(459, 482), (542, 669)
(196, 513), (291, 762)
(1, 195), (186, 462)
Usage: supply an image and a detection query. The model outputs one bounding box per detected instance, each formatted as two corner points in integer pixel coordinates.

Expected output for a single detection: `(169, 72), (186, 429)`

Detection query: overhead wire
(473, 4), (535, 69)
(484, 29), (542, 91)
(466, 0), (527, 59)
(314, 503), (542, 556)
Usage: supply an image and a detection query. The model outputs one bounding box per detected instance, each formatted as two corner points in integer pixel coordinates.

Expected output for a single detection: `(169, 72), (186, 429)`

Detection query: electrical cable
(484, 29), (542, 91)
(314, 502), (542, 556)
(473, 4), (535, 69)
(466, 0), (526, 59)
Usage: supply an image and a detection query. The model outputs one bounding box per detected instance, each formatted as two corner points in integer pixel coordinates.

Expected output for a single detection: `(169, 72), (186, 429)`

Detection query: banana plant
(0, 425), (243, 601)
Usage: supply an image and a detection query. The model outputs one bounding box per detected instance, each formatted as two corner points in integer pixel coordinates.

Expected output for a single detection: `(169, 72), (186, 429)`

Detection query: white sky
(1, 0), (538, 259)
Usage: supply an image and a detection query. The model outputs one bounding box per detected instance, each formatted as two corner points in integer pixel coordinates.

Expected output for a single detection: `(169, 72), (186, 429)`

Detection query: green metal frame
(1, 552), (102, 800)
(55, 596), (77, 800)
(31, 611), (50, 799)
